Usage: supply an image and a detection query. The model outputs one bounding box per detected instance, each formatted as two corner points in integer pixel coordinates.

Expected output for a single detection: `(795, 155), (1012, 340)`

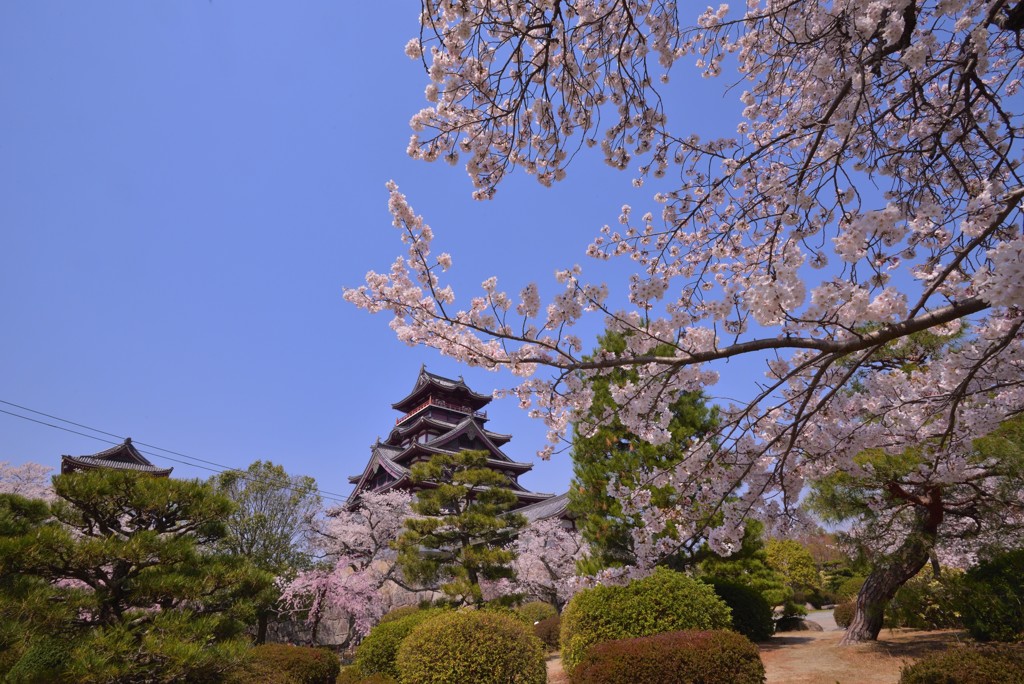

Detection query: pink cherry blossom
(279, 491), (413, 639)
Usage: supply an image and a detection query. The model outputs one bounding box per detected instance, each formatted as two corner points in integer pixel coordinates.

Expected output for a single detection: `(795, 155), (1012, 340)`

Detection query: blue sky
(1, 2), (759, 503)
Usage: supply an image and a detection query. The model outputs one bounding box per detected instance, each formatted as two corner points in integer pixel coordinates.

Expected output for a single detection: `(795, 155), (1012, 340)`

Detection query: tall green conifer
(396, 450), (526, 606)
(569, 331), (717, 572)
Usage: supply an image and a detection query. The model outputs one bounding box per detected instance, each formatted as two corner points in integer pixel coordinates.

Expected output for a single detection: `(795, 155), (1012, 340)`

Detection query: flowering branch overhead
(346, 1), (1024, 558)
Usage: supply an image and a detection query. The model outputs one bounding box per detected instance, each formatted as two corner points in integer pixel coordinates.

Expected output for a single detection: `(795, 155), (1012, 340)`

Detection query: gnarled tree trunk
(841, 484), (944, 644)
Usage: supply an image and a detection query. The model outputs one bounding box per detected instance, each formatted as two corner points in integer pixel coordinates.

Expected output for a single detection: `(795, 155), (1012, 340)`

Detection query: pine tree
(396, 450), (526, 606)
(569, 331), (717, 571)
(0, 470), (272, 683)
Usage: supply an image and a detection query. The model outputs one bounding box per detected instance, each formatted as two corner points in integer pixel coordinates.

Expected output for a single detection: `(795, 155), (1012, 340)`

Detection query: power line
(0, 400), (350, 504)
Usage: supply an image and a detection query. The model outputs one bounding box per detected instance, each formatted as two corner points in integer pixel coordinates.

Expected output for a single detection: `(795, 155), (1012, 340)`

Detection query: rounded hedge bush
(239, 644), (340, 684)
(516, 601), (558, 625)
(959, 549), (1024, 643)
(533, 615), (561, 651)
(570, 629), (765, 684)
(336, 669), (398, 684)
(354, 608), (446, 680)
(833, 601), (856, 628)
(707, 579), (774, 642)
(377, 605), (420, 625)
(396, 610), (546, 684)
(900, 644), (1024, 684)
(559, 567), (733, 674)
(836, 576), (865, 601)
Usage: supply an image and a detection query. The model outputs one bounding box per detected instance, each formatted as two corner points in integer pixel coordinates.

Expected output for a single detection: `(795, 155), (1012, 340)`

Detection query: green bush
(781, 599), (808, 617)
(570, 629), (765, 684)
(885, 569), (963, 630)
(516, 601), (558, 625)
(354, 608), (445, 680)
(396, 610), (545, 684)
(834, 601), (856, 628)
(560, 567), (733, 674)
(377, 605), (420, 625)
(707, 579), (774, 642)
(533, 615), (561, 651)
(229, 644), (340, 684)
(836, 576), (865, 601)
(335, 668), (397, 684)
(900, 644), (1024, 684)
(959, 549), (1024, 643)
(791, 586), (828, 610)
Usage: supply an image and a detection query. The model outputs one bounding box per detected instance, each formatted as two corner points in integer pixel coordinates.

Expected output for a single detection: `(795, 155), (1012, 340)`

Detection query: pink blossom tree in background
(346, 1), (1024, 642)
(511, 518), (589, 609)
(0, 461), (53, 501)
(279, 490), (413, 642)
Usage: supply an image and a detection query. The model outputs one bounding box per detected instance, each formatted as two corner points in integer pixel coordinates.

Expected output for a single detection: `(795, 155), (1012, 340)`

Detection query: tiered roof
(346, 367), (554, 508)
(61, 438), (173, 477)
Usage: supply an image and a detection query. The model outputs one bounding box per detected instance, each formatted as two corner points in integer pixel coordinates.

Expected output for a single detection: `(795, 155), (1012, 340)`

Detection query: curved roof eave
(429, 418), (530, 466)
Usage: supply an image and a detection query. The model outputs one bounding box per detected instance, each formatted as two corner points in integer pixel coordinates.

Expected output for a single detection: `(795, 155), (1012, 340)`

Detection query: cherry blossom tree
(279, 490), (413, 641)
(0, 461), (53, 501)
(510, 518), (589, 609)
(346, 1), (1024, 642)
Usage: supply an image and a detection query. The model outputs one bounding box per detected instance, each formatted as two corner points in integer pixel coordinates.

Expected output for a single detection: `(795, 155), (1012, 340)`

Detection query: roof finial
(124, 437), (132, 445)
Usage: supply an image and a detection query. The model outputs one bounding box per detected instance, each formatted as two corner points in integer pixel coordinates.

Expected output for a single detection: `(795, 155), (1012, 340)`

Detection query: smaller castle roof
(517, 492), (573, 523)
(61, 438), (173, 477)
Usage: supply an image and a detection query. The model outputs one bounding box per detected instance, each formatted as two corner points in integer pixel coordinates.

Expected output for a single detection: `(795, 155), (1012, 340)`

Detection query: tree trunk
(256, 611), (268, 645)
(841, 487), (944, 644)
(840, 546), (930, 643)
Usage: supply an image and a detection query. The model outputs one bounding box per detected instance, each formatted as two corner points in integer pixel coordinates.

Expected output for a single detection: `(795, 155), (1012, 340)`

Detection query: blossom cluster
(0, 461), (54, 501)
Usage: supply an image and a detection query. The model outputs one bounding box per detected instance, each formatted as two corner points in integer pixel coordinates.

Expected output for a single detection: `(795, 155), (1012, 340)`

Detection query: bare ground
(545, 616), (966, 684)
(760, 627), (966, 684)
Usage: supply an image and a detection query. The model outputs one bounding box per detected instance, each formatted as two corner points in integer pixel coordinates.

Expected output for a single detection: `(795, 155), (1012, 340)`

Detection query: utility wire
(0, 400), (350, 504)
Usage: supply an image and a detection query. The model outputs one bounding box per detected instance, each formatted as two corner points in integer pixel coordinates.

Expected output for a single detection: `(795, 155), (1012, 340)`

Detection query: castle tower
(345, 367), (554, 508)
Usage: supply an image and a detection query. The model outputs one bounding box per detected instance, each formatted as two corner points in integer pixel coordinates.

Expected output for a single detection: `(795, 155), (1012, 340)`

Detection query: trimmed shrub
(234, 644), (340, 684)
(799, 587), (828, 610)
(570, 629), (765, 684)
(560, 567), (733, 674)
(336, 668), (398, 684)
(836, 576), (865, 601)
(900, 644), (1024, 684)
(354, 608), (445, 680)
(707, 579), (774, 642)
(834, 601), (856, 628)
(534, 615), (561, 651)
(885, 569), (963, 630)
(396, 610), (545, 684)
(377, 605), (420, 625)
(959, 549), (1024, 643)
(516, 600), (558, 625)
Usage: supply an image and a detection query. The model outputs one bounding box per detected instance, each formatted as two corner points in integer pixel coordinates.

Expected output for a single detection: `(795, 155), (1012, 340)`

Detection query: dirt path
(546, 653), (568, 684)
(544, 618), (965, 684)
(760, 627), (965, 683)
